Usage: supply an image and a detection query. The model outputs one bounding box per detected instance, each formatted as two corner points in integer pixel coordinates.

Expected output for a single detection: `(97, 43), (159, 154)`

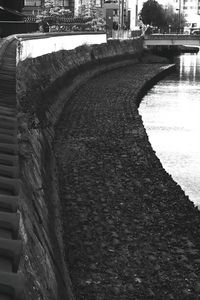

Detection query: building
(171, 0), (200, 23)
(169, 0), (200, 29)
(22, 0), (44, 15)
(102, 0), (130, 30)
(99, 0), (200, 33)
(54, 0), (74, 12)
(128, 0), (145, 30)
(172, 0), (199, 17)
(74, 0), (103, 17)
(22, 0), (74, 16)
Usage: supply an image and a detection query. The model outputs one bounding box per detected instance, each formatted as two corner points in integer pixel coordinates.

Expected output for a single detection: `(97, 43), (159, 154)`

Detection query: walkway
(54, 63), (200, 299)
(0, 38), (23, 300)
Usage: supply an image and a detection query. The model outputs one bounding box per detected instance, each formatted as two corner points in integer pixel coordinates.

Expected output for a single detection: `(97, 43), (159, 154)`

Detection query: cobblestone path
(54, 64), (200, 299)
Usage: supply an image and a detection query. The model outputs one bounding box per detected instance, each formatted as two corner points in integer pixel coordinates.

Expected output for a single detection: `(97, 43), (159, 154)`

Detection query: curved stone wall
(16, 38), (172, 299)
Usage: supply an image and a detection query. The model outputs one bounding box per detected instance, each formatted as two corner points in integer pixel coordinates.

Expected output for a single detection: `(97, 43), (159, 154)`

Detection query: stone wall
(16, 38), (168, 299)
(17, 39), (144, 129)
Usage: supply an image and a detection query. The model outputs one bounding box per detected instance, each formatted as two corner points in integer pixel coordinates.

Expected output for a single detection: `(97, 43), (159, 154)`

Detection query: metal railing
(107, 29), (142, 40)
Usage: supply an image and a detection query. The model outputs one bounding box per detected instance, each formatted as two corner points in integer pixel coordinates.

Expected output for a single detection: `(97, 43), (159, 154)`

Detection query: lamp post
(118, 0), (121, 30)
(176, 0), (181, 34)
(121, 0), (124, 29)
(135, 0), (138, 27)
(179, 0), (181, 33)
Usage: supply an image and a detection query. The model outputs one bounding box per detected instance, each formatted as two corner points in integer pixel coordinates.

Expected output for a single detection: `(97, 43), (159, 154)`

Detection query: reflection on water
(139, 52), (200, 206)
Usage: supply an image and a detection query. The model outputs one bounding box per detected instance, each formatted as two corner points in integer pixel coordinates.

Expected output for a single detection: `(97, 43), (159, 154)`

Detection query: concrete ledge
(16, 32), (107, 62)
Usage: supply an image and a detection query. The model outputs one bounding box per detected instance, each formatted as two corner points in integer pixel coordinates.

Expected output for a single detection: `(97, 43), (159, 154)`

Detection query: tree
(36, 0), (72, 22)
(139, 0), (166, 27)
(164, 4), (186, 31)
(77, 0), (105, 31)
(78, 0), (103, 19)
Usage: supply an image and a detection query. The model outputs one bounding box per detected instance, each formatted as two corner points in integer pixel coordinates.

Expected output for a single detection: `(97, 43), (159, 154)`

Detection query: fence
(0, 21), (39, 37)
(107, 29), (142, 40)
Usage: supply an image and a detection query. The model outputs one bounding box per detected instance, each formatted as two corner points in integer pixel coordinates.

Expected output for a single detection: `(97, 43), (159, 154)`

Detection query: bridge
(144, 34), (200, 47)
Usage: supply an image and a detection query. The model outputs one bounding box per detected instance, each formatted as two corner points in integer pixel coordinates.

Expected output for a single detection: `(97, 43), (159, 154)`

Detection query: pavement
(54, 63), (200, 299)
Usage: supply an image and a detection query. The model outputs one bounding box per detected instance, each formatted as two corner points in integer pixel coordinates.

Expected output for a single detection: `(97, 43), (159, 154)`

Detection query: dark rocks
(53, 62), (200, 299)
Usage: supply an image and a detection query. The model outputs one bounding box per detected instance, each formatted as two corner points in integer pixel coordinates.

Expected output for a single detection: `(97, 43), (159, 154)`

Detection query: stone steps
(0, 38), (23, 299)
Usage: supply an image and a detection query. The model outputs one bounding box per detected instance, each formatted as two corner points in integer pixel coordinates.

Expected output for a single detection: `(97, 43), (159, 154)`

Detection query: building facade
(128, 0), (145, 30)
(173, 0), (200, 17)
(22, 0), (44, 15)
(102, 0), (130, 30)
(172, 0), (200, 27)
(22, 0), (74, 16)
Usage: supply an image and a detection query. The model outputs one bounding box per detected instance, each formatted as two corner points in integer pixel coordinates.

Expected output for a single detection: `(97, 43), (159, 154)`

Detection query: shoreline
(54, 61), (200, 299)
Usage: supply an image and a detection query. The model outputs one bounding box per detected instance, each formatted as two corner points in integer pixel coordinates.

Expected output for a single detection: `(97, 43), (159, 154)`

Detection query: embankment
(54, 63), (200, 299)
(16, 38), (181, 299)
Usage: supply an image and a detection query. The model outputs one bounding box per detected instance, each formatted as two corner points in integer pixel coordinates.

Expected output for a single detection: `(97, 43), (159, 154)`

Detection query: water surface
(139, 52), (200, 206)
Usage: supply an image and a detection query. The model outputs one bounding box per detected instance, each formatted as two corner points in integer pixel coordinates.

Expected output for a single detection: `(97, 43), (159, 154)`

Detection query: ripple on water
(139, 52), (200, 207)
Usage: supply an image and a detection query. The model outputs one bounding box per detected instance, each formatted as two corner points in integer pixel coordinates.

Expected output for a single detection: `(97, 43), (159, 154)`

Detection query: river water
(139, 52), (200, 207)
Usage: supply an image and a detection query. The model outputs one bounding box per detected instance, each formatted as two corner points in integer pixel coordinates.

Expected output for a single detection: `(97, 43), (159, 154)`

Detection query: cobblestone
(54, 63), (200, 299)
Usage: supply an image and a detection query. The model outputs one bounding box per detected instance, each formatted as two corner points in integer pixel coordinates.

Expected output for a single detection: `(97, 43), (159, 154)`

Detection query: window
(59, 0), (69, 6)
(24, 0), (42, 6)
(95, 0), (102, 7)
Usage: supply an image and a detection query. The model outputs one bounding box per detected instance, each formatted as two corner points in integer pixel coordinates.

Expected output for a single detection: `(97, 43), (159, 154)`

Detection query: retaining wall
(16, 38), (171, 299)
(16, 32), (107, 62)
